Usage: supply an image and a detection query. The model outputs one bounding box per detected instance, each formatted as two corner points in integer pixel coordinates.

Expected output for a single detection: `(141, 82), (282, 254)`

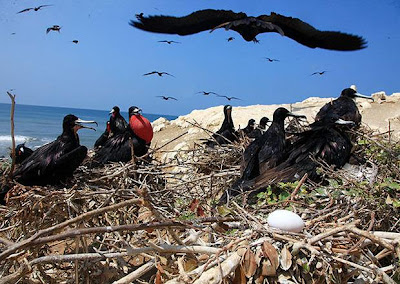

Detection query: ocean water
(0, 103), (177, 158)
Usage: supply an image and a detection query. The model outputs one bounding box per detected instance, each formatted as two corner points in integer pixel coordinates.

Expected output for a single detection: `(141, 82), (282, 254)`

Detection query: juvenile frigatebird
(109, 106), (128, 135)
(205, 105), (238, 147)
(13, 114), (97, 185)
(131, 9), (367, 51)
(13, 143), (34, 164)
(219, 108), (306, 203)
(315, 88), (373, 126)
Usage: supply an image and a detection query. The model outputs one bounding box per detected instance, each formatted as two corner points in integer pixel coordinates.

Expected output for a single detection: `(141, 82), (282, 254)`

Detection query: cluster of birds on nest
(2, 7), (370, 204)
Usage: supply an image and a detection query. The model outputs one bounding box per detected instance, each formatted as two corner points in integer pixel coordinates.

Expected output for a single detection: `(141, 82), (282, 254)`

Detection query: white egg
(267, 209), (305, 233)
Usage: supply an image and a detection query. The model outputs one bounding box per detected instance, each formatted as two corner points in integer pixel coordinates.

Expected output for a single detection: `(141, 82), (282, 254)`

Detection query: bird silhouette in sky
(157, 96), (177, 101)
(158, 40), (181, 44)
(17, 5), (52, 14)
(217, 94), (241, 101)
(71, 40), (79, 44)
(265, 57), (280, 62)
(227, 37), (235, 42)
(311, 71), (327, 76)
(196, 91), (219, 96)
(143, 71), (175, 77)
(46, 25), (61, 34)
(131, 9), (367, 51)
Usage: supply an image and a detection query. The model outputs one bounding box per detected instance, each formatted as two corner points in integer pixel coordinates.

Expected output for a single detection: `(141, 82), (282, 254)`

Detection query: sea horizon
(0, 103), (177, 158)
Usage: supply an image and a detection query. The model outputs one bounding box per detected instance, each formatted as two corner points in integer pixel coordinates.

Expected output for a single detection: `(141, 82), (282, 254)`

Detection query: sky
(0, 0), (399, 116)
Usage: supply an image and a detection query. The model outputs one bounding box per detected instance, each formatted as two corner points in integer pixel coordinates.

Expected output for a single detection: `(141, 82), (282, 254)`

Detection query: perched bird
(315, 88), (373, 126)
(157, 96), (177, 101)
(94, 121), (111, 148)
(143, 71), (175, 77)
(240, 119), (256, 138)
(227, 37), (235, 41)
(12, 143), (34, 164)
(251, 114), (356, 187)
(219, 108), (306, 203)
(13, 114), (97, 185)
(109, 106), (128, 135)
(252, 117), (270, 138)
(46, 25), (61, 34)
(311, 71), (327, 76)
(158, 40), (181, 44)
(216, 95), (241, 101)
(94, 107), (152, 163)
(265, 57), (280, 62)
(205, 105), (238, 147)
(196, 91), (219, 96)
(71, 40), (79, 44)
(131, 9), (367, 51)
(17, 5), (52, 14)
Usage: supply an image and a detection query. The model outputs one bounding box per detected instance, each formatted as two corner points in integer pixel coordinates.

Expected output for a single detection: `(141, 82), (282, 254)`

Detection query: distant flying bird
(217, 95), (241, 101)
(131, 9), (367, 51)
(227, 37), (235, 42)
(264, 57), (279, 62)
(196, 91), (219, 96)
(46, 25), (61, 34)
(17, 5), (52, 14)
(158, 40), (181, 44)
(311, 71), (327, 76)
(71, 40), (79, 44)
(143, 71), (175, 77)
(11, 33), (16, 35)
(157, 96), (177, 101)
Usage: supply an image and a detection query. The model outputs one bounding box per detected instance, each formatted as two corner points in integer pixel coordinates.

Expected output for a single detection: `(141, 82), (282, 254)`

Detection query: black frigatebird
(13, 114), (97, 185)
(311, 71), (327, 76)
(46, 25), (61, 34)
(143, 71), (175, 77)
(17, 5), (52, 14)
(157, 96), (177, 101)
(205, 105), (238, 147)
(196, 91), (219, 96)
(158, 40), (181, 44)
(109, 106), (128, 135)
(131, 9), (367, 51)
(216, 94), (241, 101)
(240, 119), (256, 138)
(265, 57), (280, 62)
(227, 37), (235, 41)
(13, 143), (34, 164)
(315, 88), (373, 126)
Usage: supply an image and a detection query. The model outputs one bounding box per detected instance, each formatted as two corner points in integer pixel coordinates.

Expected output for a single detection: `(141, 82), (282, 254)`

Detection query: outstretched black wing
(261, 13), (367, 51)
(131, 9), (247, 36)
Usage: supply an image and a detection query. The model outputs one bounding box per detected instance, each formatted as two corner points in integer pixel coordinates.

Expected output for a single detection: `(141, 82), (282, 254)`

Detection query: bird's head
(129, 106), (142, 117)
(63, 114), (97, 134)
(248, 119), (256, 127)
(110, 106), (120, 117)
(273, 107), (306, 122)
(259, 117), (270, 127)
(340, 88), (373, 101)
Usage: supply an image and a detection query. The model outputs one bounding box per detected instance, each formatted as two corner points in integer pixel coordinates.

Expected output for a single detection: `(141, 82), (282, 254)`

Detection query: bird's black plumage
(46, 25), (61, 34)
(252, 114), (355, 187)
(13, 143), (34, 164)
(315, 88), (373, 126)
(131, 9), (367, 51)
(94, 107), (149, 164)
(94, 121), (110, 148)
(157, 96), (177, 101)
(205, 105), (238, 147)
(13, 114), (97, 185)
(241, 119), (256, 138)
(109, 106), (128, 135)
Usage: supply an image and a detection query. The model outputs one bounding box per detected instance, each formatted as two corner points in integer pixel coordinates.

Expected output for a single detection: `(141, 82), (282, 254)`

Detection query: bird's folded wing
(131, 9), (247, 35)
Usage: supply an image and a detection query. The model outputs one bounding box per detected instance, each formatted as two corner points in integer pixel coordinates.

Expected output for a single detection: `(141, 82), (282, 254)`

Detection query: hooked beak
(75, 119), (98, 131)
(354, 92), (374, 102)
(335, 118), (355, 125)
(133, 107), (142, 115)
(109, 109), (114, 114)
(288, 112), (307, 120)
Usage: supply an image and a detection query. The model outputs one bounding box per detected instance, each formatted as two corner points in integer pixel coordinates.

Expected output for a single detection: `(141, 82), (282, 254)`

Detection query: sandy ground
(151, 91), (400, 162)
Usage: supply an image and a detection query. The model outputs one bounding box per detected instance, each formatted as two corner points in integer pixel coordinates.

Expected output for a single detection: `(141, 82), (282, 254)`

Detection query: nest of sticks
(0, 125), (399, 284)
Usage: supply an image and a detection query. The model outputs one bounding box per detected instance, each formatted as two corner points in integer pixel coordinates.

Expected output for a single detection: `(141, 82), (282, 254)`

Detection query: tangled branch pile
(0, 125), (399, 283)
